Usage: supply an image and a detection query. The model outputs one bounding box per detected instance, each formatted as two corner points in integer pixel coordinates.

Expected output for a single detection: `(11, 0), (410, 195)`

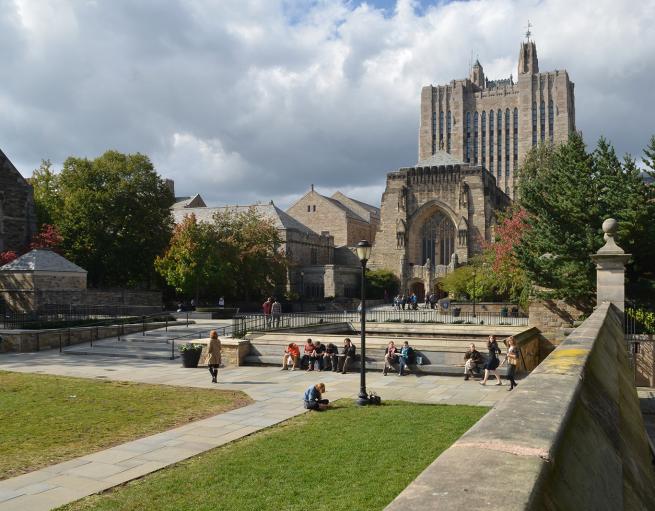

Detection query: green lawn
(0, 371), (252, 479)
(58, 401), (487, 511)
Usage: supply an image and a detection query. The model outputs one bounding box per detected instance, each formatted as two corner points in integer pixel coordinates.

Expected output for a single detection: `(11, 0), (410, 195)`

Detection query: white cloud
(1, 0), (654, 210)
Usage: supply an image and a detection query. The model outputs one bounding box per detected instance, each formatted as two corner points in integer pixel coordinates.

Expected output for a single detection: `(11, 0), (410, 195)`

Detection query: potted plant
(179, 343), (203, 368)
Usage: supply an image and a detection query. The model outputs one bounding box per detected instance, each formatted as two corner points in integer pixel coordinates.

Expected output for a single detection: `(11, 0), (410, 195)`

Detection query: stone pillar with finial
(590, 218), (631, 314)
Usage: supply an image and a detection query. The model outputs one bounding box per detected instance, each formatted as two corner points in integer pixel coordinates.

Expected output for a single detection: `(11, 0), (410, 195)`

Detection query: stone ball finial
(602, 218), (618, 241)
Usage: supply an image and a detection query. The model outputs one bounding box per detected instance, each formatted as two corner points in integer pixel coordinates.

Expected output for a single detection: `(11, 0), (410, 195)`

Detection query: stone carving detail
(398, 186), (408, 211)
(396, 218), (406, 248)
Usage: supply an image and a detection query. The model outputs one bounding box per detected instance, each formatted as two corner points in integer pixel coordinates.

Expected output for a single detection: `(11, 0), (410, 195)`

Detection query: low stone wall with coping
(384, 303), (655, 510)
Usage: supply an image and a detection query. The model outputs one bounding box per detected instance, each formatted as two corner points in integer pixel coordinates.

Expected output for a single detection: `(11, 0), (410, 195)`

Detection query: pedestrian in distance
(262, 297), (273, 328)
(480, 335), (503, 386)
(207, 330), (221, 384)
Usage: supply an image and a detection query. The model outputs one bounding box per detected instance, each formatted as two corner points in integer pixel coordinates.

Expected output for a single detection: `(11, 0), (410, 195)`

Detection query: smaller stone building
(0, 149), (37, 252)
(171, 197), (362, 299)
(286, 185), (380, 248)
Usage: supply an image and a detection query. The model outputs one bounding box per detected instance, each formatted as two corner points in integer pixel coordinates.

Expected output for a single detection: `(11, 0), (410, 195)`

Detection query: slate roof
(172, 203), (319, 236)
(416, 150), (463, 167)
(172, 194), (207, 210)
(0, 249), (87, 273)
(330, 192), (380, 219)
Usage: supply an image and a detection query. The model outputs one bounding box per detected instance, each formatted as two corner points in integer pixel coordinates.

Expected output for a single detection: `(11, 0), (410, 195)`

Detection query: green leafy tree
(156, 208), (287, 302)
(438, 262), (494, 302)
(32, 151), (174, 287)
(365, 269), (400, 299)
(154, 214), (224, 302)
(516, 133), (655, 306)
(29, 159), (61, 227)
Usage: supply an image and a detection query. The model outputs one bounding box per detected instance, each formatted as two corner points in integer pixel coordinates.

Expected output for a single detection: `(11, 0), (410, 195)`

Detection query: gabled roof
(416, 150), (463, 167)
(0, 249), (87, 273)
(172, 194), (207, 210)
(0, 149), (30, 186)
(330, 192), (380, 221)
(171, 203), (319, 236)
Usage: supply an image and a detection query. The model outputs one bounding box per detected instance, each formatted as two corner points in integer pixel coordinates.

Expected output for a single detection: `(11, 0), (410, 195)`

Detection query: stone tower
(418, 39), (576, 198)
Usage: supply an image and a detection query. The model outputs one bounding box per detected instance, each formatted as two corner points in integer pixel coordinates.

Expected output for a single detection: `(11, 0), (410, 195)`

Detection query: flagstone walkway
(0, 350), (510, 511)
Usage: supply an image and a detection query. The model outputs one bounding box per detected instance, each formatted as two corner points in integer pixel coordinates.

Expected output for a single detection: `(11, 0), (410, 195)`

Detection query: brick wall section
(528, 299), (587, 348)
(0, 150), (36, 252)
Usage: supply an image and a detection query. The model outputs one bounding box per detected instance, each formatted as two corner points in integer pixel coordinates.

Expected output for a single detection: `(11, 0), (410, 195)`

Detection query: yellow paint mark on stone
(542, 348), (590, 373)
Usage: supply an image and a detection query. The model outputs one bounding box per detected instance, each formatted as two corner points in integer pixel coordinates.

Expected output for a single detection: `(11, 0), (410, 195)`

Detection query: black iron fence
(3, 304), (163, 330)
(232, 309), (529, 337)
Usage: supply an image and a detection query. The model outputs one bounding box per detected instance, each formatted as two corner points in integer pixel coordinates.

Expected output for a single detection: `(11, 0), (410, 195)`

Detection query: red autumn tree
(30, 224), (64, 252)
(0, 251), (17, 266)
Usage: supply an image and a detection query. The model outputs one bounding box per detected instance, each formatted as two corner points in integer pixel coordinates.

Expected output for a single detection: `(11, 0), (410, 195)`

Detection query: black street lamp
(356, 240), (372, 406)
(300, 271), (304, 312)
(472, 268), (477, 318)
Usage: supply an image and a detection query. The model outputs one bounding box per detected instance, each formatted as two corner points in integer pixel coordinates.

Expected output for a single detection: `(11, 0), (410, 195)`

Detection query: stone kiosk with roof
(0, 249), (87, 313)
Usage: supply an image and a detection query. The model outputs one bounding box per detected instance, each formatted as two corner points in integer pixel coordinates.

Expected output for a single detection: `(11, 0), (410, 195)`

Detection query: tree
(515, 133), (655, 306)
(31, 151), (174, 287)
(154, 214), (224, 302)
(365, 269), (400, 299)
(0, 251), (17, 266)
(29, 160), (61, 227)
(155, 208), (287, 302)
(30, 224), (63, 251)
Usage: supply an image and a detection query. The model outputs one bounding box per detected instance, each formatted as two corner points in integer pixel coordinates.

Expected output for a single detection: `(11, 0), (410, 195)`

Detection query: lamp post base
(356, 392), (370, 406)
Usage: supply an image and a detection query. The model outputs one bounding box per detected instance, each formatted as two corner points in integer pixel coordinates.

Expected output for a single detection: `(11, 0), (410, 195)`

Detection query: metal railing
(231, 309), (529, 337)
(3, 304), (162, 329)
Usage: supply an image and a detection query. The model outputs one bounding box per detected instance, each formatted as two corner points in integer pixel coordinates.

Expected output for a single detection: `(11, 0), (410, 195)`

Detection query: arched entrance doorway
(410, 281), (425, 301)
(420, 211), (455, 266)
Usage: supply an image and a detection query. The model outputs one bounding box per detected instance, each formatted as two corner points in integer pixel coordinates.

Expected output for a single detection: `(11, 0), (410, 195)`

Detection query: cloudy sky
(2, 0), (654, 208)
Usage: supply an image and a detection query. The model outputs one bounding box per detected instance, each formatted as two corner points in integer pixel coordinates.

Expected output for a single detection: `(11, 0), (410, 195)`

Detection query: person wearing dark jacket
(338, 338), (356, 374)
(464, 343), (483, 380)
(324, 342), (339, 372)
(312, 340), (326, 371)
(480, 336), (503, 386)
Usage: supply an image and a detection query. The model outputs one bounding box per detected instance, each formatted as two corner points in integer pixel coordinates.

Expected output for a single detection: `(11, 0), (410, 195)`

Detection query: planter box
(181, 349), (202, 368)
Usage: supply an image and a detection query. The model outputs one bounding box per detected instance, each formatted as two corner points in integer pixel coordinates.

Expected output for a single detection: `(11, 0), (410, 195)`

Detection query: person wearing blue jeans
(398, 340), (414, 376)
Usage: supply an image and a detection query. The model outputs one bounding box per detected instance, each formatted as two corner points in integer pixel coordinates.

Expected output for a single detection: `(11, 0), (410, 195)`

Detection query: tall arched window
(481, 111), (487, 168)
(421, 211), (455, 266)
(513, 108), (519, 169)
(540, 100), (545, 142)
(465, 111), (471, 162)
(497, 110), (502, 178)
(431, 111), (437, 154)
(489, 110), (494, 173)
(439, 111), (444, 149)
(505, 109), (510, 177)
(446, 111), (452, 152)
(532, 102), (537, 146)
(548, 100), (554, 142)
(473, 112), (479, 164)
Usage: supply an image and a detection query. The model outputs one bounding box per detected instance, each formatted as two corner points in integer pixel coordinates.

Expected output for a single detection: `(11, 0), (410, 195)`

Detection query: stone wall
(528, 298), (587, 348)
(384, 303), (655, 510)
(0, 322), (166, 353)
(0, 149), (36, 252)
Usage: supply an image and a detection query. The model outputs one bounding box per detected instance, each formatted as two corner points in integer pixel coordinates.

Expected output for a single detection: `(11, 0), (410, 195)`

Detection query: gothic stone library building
(368, 40), (576, 297)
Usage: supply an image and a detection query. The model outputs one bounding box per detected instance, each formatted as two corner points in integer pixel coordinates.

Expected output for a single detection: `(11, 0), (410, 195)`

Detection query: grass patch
(58, 400), (487, 511)
(0, 371), (252, 479)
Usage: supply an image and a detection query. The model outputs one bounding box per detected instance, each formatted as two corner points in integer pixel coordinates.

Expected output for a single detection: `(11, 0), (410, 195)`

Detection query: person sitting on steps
(383, 340), (399, 376)
(398, 340), (414, 376)
(282, 342), (300, 371)
(312, 340), (326, 371)
(338, 338), (356, 374)
(302, 338), (316, 371)
(325, 342), (339, 372)
(464, 343), (483, 381)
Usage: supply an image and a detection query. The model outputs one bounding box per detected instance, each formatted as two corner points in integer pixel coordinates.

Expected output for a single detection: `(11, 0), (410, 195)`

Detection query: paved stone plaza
(0, 349), (508, 511)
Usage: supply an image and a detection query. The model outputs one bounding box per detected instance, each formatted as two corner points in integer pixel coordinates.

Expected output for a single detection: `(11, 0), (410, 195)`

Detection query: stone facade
(369, 152), (509, 298)
(0, 149), (37, 252)
(286, 185), (380, 247)
(418, 40), (576, 197)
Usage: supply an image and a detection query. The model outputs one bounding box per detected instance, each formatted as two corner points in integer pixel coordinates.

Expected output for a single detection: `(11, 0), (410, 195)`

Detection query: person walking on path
(262, 297), (273, 328)
(480, 335), (503, 386)
(504, 336), (520, 391)
(271, 298), (282, 327)
(207, 330), (221, 383)
(303, 382), (329, 411)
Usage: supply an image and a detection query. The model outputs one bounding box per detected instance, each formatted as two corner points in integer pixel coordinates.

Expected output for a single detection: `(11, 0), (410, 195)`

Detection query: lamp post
(472, 268), (477, 318)
(356, 240), (372, 406)
(300, 271), (304, 313)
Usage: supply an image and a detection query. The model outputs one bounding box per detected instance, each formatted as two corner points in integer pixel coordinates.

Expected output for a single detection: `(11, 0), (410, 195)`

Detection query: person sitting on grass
(383, 340), (399, 376)
(302, 338), (316, 371)
(282, 342), (300, 371)
(464, 343), (483, 381)
(303, 382), (329, 411)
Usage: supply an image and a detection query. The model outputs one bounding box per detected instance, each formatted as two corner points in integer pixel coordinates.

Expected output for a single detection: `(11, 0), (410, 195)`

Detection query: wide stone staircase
(63, 326), (216, 360)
